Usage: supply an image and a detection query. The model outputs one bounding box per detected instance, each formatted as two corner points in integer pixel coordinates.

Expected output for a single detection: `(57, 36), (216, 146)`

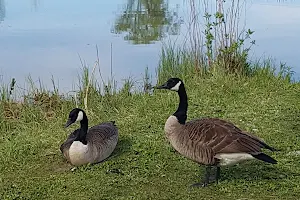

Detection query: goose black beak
(64, 118), (73, 128)
(153, 82), (168, 89)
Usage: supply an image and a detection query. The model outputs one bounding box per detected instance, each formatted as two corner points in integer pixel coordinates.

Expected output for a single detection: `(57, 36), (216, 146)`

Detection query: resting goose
(154, 77), (277, 186)
(60, 108), (118, 166)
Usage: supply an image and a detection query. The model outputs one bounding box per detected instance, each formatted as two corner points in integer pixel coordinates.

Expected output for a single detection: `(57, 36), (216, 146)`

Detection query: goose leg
(191, 166), (211, 187)
(191, 166), (220, 187)
(215, 166), (221, 182)
(208, 166), (220, 183)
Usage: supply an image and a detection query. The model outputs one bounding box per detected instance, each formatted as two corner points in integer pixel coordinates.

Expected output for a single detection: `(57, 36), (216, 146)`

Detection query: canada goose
(60, 108), (118, 166)
(154, 78), (277, 186)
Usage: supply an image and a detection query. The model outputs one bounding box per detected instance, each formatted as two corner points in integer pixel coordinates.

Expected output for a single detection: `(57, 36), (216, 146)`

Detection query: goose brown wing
(86, 122), (118, 144)
(185, 118), (264, 154)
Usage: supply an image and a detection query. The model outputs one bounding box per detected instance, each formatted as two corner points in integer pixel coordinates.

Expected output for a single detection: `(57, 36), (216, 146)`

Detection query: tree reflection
(0, 0), (5, 24)
(113, 0), (182, 44)
(31, 0), (40, 12)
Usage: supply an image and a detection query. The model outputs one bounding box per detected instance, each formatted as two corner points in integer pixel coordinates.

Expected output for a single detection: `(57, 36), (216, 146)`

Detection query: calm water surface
(0, 0), (299, 92)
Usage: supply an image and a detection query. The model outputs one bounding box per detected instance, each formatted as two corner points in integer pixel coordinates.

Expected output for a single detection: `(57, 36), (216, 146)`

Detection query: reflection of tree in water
(113, 0), (182, 44)
(31, 0), (40, 12)
(0, 0), (5, 24)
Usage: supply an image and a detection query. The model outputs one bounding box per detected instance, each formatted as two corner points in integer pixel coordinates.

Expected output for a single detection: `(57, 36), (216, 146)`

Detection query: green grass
(1, 67), (300, 199)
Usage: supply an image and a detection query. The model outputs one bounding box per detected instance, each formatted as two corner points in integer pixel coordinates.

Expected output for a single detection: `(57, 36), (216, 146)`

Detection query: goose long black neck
(77, 115), (88, 145)
(173, 84), (188, 124)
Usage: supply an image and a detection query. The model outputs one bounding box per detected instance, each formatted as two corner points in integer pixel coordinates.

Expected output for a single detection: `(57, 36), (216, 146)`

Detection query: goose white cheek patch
(170, 81), (181, 91)
(76, 111), (84, 122)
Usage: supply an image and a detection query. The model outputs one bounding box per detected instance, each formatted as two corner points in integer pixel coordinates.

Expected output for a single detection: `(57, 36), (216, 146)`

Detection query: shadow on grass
(220, 161), (300, 182)
(48, 153), (74, 173)
(111, 135), (133, 158)
(188, 160), (300, 187)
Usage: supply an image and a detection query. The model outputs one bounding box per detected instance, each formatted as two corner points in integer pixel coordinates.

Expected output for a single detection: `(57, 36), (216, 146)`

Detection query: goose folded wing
(185, 118), (264, 154)
(87, 123), (118, 142)
(60, 129), (80, 152)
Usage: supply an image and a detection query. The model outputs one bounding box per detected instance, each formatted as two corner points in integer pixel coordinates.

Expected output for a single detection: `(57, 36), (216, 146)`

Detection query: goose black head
(155, 78), (183, 92)
(65, 108), (85, 128)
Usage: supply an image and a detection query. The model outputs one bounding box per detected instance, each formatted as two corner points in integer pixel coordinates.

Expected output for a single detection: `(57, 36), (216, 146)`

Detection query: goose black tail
(252, 153), (277, 164)
(110, 121), (116, 125)
(261, 142), (279, 152)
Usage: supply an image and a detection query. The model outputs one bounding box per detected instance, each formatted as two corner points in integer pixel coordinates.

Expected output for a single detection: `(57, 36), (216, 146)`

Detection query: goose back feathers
(60, 108), (118, 166)
(165, 115), (276, 166)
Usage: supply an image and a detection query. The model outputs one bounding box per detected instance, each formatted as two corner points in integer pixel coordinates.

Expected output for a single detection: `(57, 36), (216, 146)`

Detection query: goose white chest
(68, 141), (90, 166)
(164, 115), (184, 152)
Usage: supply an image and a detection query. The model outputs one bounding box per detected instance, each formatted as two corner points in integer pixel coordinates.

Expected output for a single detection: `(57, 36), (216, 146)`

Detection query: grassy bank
(1, 66), (300, 199)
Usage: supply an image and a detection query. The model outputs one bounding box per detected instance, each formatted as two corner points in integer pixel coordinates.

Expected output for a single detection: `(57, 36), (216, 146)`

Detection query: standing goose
(60, 108), (118, 166)
(154, 78), (277, 186)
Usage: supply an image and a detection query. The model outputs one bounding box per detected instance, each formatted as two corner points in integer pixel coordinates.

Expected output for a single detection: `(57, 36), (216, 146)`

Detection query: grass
(1, 66), (300, 199)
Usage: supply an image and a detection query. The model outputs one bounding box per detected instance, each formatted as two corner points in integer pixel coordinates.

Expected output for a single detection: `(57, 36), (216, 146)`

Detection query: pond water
(0, 0), (299, 92)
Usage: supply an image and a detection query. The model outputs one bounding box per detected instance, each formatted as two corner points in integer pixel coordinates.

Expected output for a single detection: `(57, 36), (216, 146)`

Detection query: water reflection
(31, 0), (40, 12)
(113, 0), (182, 44)
(0, 0), (5, 24)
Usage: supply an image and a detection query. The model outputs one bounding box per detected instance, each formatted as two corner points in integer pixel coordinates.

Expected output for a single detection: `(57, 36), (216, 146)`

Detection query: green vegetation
(1, 61), (300, 199)
(1, 0), (300, 199)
